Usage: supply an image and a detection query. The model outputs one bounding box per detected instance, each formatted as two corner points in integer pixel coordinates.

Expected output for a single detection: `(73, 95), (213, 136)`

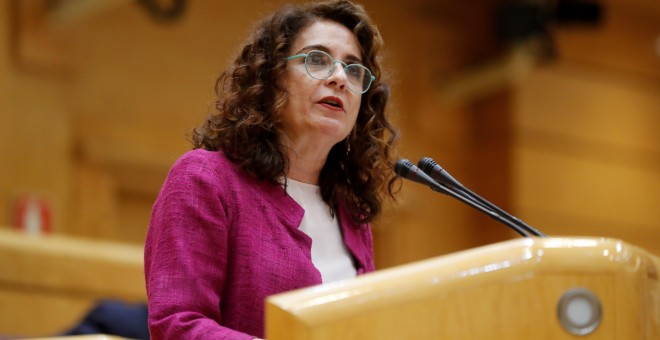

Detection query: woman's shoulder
(174, 148), (233, 170)
(166, 149), (243, 184)
(163, 149), (283, 201)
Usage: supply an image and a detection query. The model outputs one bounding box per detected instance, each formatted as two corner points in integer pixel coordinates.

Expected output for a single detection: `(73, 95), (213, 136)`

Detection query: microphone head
(417, 156), (462, 188)
(394, 159), (414, 178)
(394, 158), (445, 193)
(418, 157), (441, 174)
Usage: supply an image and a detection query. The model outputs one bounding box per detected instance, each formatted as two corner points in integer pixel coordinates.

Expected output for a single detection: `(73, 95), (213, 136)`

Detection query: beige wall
(0, 0), (657, 279)
(513, 1), (659, 255)
(0, 0), (9, 226)
(514, 64), (660, 254)
(0, 0), (74, 233)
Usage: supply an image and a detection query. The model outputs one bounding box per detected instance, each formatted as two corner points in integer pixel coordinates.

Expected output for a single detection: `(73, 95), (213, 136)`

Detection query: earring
(345, 136), (351, 155)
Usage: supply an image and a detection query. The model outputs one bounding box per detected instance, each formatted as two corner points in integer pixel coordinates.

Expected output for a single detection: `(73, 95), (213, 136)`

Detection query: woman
(144, 1), (398, 339)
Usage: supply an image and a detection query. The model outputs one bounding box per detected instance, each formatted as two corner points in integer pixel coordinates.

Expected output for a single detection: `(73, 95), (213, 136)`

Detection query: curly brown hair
(192, 0), (398, 224)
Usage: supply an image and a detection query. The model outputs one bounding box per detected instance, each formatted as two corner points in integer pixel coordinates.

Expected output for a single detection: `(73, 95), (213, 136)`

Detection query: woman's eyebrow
(296, 45), (363, 64)
(343, 54), (362, 64)
(295, 44), (328, 54)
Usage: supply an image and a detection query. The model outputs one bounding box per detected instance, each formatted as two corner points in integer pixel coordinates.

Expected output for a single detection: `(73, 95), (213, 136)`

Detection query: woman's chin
(316, 128), (350, 145)
(315, 117), (352, 137)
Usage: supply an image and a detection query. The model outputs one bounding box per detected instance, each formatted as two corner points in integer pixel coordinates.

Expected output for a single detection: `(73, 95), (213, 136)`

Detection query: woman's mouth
(318, 96), (344, 111)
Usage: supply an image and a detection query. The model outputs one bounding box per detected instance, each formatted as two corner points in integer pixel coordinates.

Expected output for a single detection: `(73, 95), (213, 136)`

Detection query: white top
(285, 178), (357, 283)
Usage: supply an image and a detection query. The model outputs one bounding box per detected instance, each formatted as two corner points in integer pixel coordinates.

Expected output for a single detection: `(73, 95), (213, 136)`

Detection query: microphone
(417, 157), (547, 238)
(394, 159), (531, 237)
(394, 159), (447, 193)
(417, 157), (462, 188)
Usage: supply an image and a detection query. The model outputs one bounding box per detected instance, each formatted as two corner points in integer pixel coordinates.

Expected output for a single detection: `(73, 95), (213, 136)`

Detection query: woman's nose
(326, 62), (348, 89)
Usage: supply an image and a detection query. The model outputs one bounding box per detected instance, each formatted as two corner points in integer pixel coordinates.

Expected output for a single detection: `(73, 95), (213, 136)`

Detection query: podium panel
(267, 238), (659, 339)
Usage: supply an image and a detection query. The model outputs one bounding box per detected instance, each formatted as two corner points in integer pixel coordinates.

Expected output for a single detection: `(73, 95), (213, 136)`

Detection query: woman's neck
(285, 139), (333, 185)
(287, 152), (326, 185)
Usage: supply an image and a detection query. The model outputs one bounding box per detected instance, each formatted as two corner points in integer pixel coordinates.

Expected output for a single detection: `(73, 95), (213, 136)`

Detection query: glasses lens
(302, 50), (374, 93)
(305, 51), (333, 79)
(345, 65), (372, 93)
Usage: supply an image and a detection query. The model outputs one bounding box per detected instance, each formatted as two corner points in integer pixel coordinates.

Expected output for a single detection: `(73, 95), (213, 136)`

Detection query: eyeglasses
(285, 50), (375, 94)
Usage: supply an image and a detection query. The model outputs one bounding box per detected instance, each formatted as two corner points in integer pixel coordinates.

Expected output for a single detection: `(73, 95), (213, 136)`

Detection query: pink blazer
(144, 149), (375, 339)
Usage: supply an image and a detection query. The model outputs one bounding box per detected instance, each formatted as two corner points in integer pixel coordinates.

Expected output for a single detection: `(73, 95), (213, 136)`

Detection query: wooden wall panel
(0, 229), (145, 336)
(512, 0), (660, 255)
(554, 0), (660, 80)
(0, 0), (12, 227)
(1, 0), (74, 233)
(513, 64), (660, 255)
(367, 2), (484, 266)
(3, 71), (73, 233)
(366, 1), (518, 267)
(0, 289), (93, 336)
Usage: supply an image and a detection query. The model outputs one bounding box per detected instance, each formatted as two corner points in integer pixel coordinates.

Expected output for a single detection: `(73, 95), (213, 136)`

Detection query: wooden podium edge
(267, 237), (659, 330)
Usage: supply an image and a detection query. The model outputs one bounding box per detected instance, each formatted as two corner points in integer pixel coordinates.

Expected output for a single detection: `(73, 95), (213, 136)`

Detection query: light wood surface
(0, 228), (145, 337)
(267, 237), (659, 339)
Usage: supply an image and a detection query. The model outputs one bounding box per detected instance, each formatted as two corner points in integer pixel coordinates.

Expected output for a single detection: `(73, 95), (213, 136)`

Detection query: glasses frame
(285, 50), (375, 94)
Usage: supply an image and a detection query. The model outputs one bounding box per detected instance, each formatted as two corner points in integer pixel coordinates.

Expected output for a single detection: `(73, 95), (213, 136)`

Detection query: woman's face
(280, 20), (363, 148)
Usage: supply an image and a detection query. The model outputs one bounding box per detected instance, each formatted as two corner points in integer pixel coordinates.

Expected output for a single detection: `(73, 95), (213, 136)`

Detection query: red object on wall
(14, 196), (52, 234)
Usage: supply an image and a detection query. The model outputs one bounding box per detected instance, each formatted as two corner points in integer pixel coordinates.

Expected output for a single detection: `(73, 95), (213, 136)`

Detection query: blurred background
(0, 0), (658, 337)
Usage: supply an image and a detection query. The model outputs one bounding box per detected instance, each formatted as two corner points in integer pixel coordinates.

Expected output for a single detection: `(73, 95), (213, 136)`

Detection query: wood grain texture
(267, 237), (660, 339)
(0, 229), (144, 336)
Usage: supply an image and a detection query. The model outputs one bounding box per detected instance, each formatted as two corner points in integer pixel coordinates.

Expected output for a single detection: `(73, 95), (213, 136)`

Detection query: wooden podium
(266, 237), (659, 339)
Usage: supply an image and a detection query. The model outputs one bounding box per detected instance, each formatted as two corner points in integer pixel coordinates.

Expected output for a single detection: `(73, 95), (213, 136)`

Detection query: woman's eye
(308, 54), (328, 66)
(347, 67), (362, 79)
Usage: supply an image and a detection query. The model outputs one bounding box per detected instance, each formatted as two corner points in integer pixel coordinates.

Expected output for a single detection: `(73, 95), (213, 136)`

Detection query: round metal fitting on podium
(557, 287), (602, 336)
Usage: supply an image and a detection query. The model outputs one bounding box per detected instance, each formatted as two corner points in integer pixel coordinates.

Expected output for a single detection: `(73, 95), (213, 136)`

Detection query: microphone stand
(394, 159), (533, 238)
(418, 157), (547, 238)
